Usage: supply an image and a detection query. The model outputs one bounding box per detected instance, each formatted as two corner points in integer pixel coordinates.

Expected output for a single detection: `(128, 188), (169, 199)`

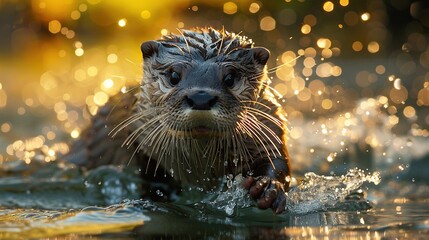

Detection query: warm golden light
(140, 10), (151, 19)
(403, 106), (416, 118)
(118, 18), (127, 27)
(361, 12), (370, 21)
(260, 16), (276, 31)
(87, 66), (98, 77)
(0, 88), (6, 108)
(290, 127), (303, 139)
(339, 0), (349, 7)
(48, 20), (61, 34)
(94, 91), (109, 106)
(317, 38), (332, 49)
(303, 14), (317, 26)
(323, 1), (334, 12)
(375, 65), (385, 74)
(1, 123), (11, 133)
(107, 53), (118, 64)
(71, 129), (80, 139)
(322, 99), (333, 109)
(249, 3), (260, 13)
(301, 24), (311, 34)
(71, 10), (81, 20)
(75, 48), (84, 56)
(223, 2), (238, 15)
(352, 41), (363, 51)
(102, 79), (114, 90)
(368, 41), (380, 53)
(417, 87), (429, 106)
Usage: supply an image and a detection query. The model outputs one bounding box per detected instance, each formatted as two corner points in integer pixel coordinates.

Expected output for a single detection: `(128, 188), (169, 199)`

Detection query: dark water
(1, 0), (428, 238)
(0, 156), (428, 239)
(1, 99), (429, 239)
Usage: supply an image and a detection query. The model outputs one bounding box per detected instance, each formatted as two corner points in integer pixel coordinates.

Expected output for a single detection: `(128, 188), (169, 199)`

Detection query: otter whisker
(109, 111), (147, 138)
(162, 42), (186, 56)
(217, 26), (226, 57)
(238, 113), (283, 168)
(240, 100), (272, 109)
(176, 28), (193, 60)
(235, 120), (266, 164)
(143, 124), (170, 174)
(230, 124), (252, 172)
(240, 113), (282, 156)
(205, 138), (218, 174)
(237, 121), (276, 169)
(122, 112), (166, 147)
(242, 106), (285, 129)
(266, 57), (301, 74)
(137, 119), (164, 147)
(259, 82), (285, 99)
(65, 28), (292, 213)
(127, 116), (168, 167)
(150, 124), (174, 175)
(227, 124), (246, 172)
(124, 58), (138, 65)
(224, 31), (243, 55)
(245, 112), (283, 145)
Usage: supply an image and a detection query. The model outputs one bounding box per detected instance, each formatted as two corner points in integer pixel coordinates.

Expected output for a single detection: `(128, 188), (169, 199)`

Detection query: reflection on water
(1, 0), (429, 239)
(0, 157), (428, 239)
(1, 196), (428, 239)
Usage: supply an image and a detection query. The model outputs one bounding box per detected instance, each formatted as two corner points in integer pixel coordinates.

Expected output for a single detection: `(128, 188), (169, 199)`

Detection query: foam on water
(208, 175), (253, 216)
(286, 168), (381, 214)
(210, 169), (381, 215)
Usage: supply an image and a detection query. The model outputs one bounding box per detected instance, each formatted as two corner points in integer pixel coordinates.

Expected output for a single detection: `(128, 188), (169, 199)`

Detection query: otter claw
(243, 176), (287, 213)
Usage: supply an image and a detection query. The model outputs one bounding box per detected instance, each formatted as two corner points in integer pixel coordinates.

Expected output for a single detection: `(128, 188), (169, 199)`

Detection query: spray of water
(211, 169), (381, 215)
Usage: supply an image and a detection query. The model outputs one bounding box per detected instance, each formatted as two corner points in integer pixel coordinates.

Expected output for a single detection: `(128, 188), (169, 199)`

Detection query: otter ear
(249, 47), (270, 66)
(140, 40), (161, 59)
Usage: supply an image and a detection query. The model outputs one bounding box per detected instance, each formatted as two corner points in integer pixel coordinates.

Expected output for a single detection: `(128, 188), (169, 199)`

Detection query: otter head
(139, 28), (270, 139)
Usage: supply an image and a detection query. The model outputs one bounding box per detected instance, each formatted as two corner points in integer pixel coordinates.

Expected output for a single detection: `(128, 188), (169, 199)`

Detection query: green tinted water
(0, 158), (428, 239)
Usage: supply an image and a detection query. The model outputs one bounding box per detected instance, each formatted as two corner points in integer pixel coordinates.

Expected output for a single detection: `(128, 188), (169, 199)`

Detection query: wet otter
(65, 28), (291, 213)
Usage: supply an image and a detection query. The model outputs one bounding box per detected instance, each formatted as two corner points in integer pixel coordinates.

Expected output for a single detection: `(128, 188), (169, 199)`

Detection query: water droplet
(232, 158), (239, 166)
(401, 43), (410, 53)
(394, 78), (401, 90)
(155, 189), (164, 197)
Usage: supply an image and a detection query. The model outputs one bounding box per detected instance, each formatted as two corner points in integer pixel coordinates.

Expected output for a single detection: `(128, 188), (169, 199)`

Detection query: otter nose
(185, 91), (218, 110)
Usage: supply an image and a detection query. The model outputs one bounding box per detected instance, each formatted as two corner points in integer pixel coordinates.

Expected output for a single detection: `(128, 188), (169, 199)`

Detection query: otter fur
(65, 28), (291, 213)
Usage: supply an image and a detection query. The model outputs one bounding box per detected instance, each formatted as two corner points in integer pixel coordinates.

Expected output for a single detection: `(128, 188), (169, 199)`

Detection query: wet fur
(65, 28), (291, 212)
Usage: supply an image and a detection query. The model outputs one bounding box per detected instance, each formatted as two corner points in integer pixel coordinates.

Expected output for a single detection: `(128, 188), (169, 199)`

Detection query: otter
(65, 28), (291, 213)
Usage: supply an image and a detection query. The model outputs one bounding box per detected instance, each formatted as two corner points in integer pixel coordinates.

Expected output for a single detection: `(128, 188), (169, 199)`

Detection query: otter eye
(223, 73), (236, 88)
(169, 71), (181, 86)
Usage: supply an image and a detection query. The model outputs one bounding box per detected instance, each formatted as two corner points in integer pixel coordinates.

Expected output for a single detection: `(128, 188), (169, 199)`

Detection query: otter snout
(185, 91), (218, 110)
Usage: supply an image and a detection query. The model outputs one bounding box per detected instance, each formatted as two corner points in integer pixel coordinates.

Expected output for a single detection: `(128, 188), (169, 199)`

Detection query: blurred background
(0, 0), (428, 177)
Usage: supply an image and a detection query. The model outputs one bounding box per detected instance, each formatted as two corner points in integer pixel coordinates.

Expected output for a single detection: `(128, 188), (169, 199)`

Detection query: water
(0, 153), (428, 239)
(0, 98), (428, 239)
(1, 0), (429, 238)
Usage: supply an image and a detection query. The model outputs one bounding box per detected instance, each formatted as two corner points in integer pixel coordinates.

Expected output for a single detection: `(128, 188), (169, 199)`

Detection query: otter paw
(243, 176), (287, 214)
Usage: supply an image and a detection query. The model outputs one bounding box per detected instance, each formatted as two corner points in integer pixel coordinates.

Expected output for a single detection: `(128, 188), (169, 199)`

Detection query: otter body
(66, 28), (291, 213)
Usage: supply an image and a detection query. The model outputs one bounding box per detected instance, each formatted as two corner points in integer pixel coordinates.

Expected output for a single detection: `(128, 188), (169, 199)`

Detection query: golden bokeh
(0, 0), (427, 169)
(323, 1), (334, 12)
(260, 16), (276, 31)
(223, 2), (237, 15)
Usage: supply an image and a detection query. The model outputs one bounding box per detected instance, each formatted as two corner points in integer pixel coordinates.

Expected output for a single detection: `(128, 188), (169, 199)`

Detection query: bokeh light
(0, 0), (427, 175)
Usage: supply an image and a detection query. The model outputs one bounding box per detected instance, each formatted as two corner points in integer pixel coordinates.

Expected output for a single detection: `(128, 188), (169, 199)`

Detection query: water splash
(286, 168), (381, 214)
(208, 175), (253, 216)
(209, 169), (380, 215)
